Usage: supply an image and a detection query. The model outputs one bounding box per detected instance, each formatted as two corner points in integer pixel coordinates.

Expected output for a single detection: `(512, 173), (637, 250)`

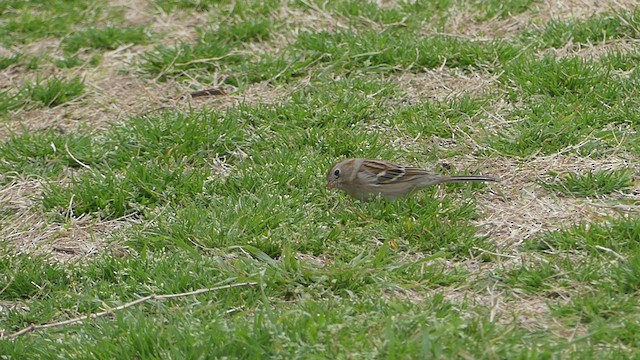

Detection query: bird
(326, 158), (497, 201)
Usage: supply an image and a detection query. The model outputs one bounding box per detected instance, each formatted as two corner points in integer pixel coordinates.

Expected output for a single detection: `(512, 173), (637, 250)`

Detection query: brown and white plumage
(326, 158), (496, 201)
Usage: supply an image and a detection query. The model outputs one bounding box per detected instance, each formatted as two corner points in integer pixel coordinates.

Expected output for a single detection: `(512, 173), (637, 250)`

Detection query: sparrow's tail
(439, 175), (497, 183)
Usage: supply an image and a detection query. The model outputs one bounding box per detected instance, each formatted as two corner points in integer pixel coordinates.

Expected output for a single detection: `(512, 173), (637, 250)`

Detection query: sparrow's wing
(359, 160), (431, 185)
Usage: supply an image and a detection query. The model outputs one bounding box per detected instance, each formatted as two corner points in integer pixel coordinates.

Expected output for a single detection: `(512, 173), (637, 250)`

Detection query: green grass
(523, 8), (640, 49)
(49, 55), (84, 68)
(527, 216), (640, 256)
(0, 90), (23, 114)
(0, 252), (555, 359)
(473, 0), (540, 20)
(326, 0), (409, 25)
(2, 1), (640, 358)
(0, 130), (97, 179)
(0, 76), (90, 115)
(498, 218), (640, 351)
(541, 169), (634, 197)
(25, 76), (85, 107)
(62, 26), (150, 53)
(151, 0), (280, 14)
(141, 18), (272, 81)
(0, 76), (86, 114)
(143, 28), (523, 85)
(485, 54), (640, 157)
(0, 54), (21, 70)
(0, 0), (116, 46)
(150, 0), (219, 12)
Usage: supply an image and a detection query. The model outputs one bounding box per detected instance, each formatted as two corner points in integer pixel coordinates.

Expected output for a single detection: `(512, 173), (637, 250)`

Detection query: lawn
(1, 0), (640, 358)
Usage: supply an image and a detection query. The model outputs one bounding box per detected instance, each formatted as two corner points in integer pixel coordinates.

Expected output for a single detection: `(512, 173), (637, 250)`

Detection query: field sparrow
(327, 158), (497, 201)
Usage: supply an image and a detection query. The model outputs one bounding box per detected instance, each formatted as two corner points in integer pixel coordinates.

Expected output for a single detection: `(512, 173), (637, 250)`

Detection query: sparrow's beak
(327, 181), (336, 189)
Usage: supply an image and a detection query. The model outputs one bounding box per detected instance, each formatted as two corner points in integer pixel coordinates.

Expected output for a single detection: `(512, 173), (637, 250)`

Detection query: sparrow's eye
(333, 169), (340, 177)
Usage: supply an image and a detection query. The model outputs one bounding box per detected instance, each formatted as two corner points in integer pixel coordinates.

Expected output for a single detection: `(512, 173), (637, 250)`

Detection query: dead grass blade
(3, 281), (258, 340)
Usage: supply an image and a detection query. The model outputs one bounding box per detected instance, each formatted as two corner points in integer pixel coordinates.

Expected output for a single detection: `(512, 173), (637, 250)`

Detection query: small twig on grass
(153, 48), (183, 82)
(190, 88), (226, 97)
(64, 142), (93, 172)
(472, 247), (517, 259)
(225, 306), (245, 315)
(4, 281), (258, 340)
(594, 245), (625, 261)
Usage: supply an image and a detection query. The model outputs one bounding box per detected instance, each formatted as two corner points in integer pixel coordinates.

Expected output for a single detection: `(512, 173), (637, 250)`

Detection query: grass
(151, 0), (280, 13)
(540, 169), (634, 197)
(143, 28), (523, 85)
(526, 216), (640, 255)
(522, 7), (640, 49)
(0, 76), (84, 114)
(49, 55), (84, 68)
(62, 26), (150, 53)
(1, 0), (640, 358)
(486, 54), (640, 157)
(0, 0), (115, 46)
(473, 0), (540, 20)
(0, 54), (21, 70)
(503, 218), (640, 349)
(0, 90), (22, 114)
(26, 76), (85, 107)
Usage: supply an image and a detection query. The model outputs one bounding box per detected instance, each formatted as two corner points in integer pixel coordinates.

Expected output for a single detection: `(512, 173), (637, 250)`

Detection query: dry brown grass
(472, 152), (640, 246)
(391, 68), (500, 104)
(445, 0), (639, 38)
(542, 38), (640, 59)
(0, 175), (137, 262)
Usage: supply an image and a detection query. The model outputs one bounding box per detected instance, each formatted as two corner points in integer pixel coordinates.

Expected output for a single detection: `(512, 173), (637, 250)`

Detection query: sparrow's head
(326, 163), (344, 190)
(326, 159), (355, 190)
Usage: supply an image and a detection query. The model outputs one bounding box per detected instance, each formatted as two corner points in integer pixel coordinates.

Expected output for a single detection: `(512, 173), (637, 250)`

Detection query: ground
(1, 0), (640, 358)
